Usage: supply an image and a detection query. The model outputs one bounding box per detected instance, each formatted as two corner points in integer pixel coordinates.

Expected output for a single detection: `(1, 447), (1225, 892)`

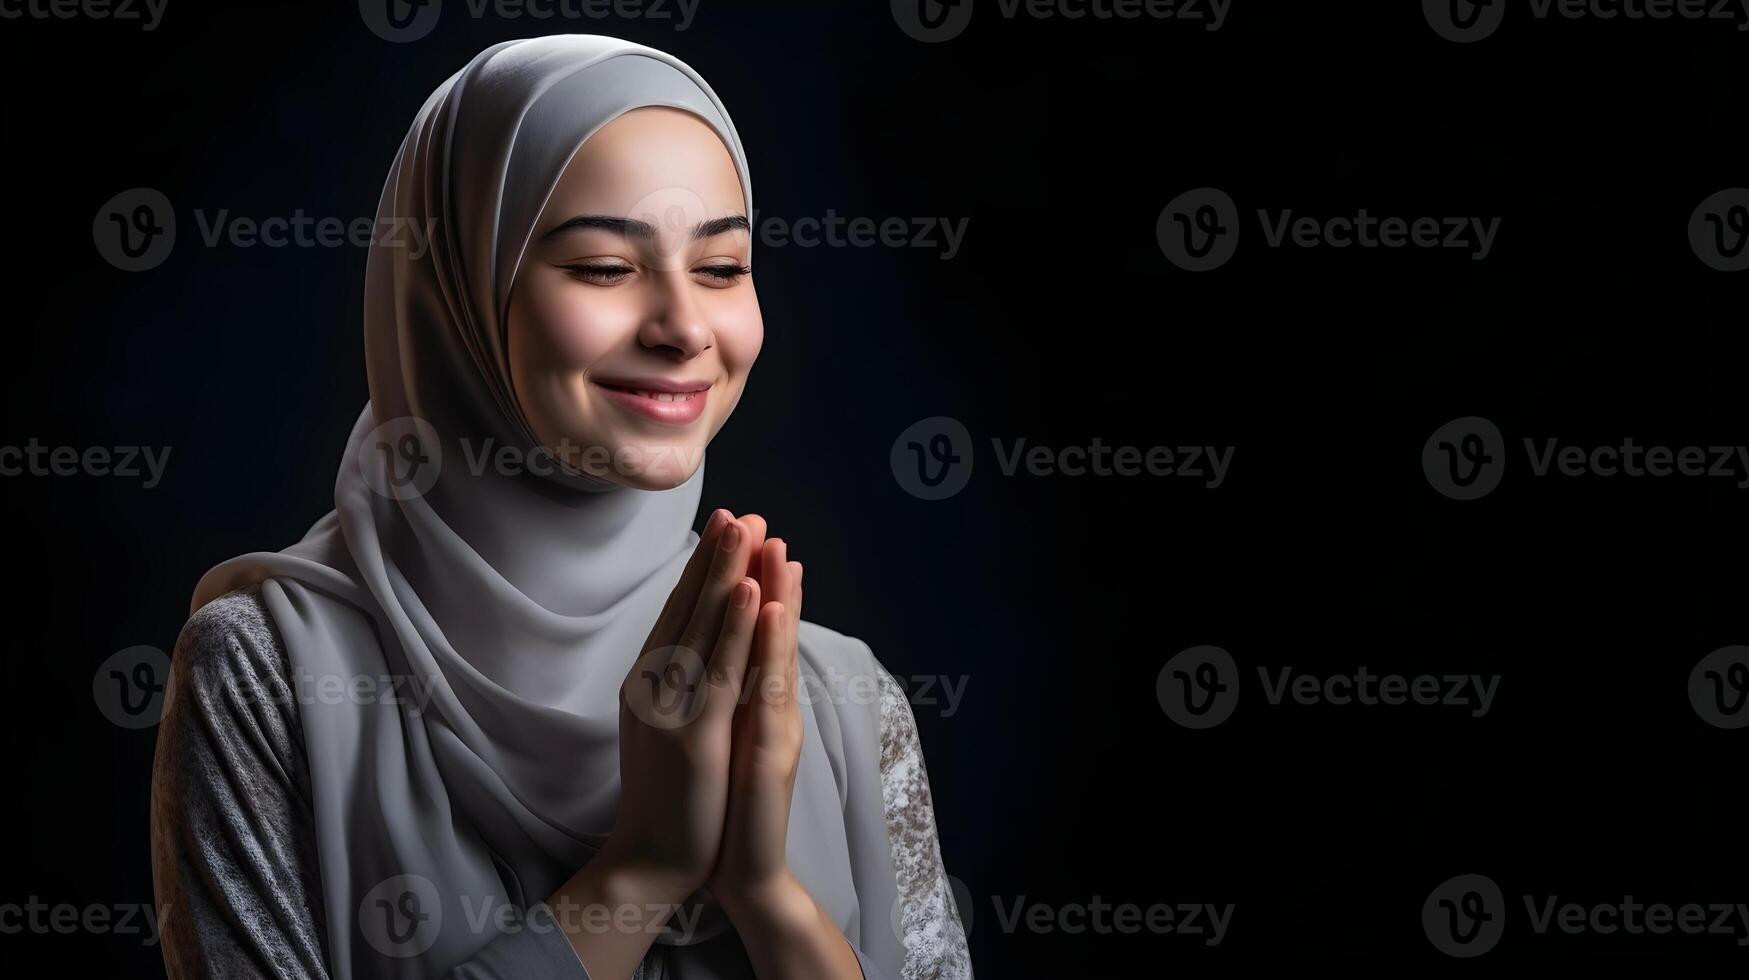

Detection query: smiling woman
(509, 106), (760, 489)
(149, 34), (971, 980)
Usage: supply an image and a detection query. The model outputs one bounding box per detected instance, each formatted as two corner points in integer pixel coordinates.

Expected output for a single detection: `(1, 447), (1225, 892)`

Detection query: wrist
(714, 868), (813, 932)
(570, 848), (698, 915)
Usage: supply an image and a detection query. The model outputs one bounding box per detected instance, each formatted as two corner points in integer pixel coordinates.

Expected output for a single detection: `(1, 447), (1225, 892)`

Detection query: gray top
(150, 585), (974, 979)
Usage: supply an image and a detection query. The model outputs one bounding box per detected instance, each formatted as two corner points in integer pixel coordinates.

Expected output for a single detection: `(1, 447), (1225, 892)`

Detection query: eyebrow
(538, 213), (750, 242)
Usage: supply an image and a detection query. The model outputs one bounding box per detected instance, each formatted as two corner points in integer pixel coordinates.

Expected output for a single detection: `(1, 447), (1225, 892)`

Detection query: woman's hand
(595, 507), (765, 903)
(706, 534), (806, 907)
(704, 538), (865, 978)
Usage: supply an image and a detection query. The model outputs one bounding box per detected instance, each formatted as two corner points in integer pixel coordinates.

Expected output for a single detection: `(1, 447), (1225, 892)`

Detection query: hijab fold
(189, 35), (902, 979)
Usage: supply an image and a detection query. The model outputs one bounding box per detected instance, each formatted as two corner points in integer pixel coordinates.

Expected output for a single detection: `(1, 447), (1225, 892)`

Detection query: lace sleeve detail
(875, 660), (973, 980)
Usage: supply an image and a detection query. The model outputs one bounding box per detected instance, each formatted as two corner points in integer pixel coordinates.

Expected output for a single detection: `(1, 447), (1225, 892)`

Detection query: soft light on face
(508, 105), (760, 490)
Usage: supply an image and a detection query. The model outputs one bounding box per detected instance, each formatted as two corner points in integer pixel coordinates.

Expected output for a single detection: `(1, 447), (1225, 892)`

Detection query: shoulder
(160, 584), (304, 778)
(797, 618), (900, 687)
(797, 618), (910, 725)
(796, 618), (917, 760)
(173, 584), (288, 693)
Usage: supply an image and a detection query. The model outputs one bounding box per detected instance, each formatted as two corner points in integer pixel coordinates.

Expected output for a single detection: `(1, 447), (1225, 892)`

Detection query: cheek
(524, 273), (637, 368)
(712, 297), (764, 374)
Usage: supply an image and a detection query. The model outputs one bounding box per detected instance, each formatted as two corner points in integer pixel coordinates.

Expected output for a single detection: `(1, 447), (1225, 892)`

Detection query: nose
(636, 271), (713, 360)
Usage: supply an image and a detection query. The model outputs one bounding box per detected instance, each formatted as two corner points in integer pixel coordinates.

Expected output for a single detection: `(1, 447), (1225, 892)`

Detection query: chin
(596, 445), (701, 491)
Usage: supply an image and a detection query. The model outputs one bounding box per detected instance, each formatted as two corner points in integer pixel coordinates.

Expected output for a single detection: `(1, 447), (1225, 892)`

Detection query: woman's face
(508, 105), (759, 490)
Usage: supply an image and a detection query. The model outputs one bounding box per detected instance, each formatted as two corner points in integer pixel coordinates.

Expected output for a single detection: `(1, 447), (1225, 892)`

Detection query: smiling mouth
(596, 383), (703, 402)
(591, 379), (712, 425)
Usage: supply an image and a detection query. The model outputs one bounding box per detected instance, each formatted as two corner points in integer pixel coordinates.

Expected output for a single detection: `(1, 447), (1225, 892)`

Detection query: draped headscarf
(188, 34), (901, 979)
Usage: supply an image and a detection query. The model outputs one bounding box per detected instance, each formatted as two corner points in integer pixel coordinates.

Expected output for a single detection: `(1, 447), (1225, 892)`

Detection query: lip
(591, 377), (712, 425)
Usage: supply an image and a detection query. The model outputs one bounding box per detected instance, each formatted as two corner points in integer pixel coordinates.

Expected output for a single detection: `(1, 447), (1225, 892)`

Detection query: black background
(3, 0), (1747, 973)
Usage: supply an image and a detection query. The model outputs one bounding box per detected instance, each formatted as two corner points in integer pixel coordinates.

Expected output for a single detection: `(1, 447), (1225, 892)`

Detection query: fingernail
(732, 580), (752, 608)
(721, 522), (741, 551)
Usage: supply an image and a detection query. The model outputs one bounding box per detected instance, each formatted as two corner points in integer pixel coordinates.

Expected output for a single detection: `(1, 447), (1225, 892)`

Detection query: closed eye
(696, 263), (752, 284)
(561, 261), (635, 285)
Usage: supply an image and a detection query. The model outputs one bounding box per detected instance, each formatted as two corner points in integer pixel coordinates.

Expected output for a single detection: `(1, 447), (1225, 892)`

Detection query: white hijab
(189, 34), (901, 979)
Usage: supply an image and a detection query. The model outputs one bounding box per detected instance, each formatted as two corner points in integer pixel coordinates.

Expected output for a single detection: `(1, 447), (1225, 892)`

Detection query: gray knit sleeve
(148, 585), (593, 979)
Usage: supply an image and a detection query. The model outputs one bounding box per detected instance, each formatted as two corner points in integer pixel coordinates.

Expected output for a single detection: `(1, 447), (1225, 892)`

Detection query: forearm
(719, 871), (864, 980)
(547, 856), (691, 980)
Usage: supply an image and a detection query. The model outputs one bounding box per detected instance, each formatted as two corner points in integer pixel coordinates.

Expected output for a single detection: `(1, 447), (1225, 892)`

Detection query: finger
(760, 538), (787, 606)
(737, 514), (768, 590)
(649, 508), (732, 650)
(757, 542), (799, 651)
(677, 517), (756, 662)
(739, 514), (768, 549)
(702, 576), (760, 724)
(750, 600), (791, 713)
(786, 561), (803, 642)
